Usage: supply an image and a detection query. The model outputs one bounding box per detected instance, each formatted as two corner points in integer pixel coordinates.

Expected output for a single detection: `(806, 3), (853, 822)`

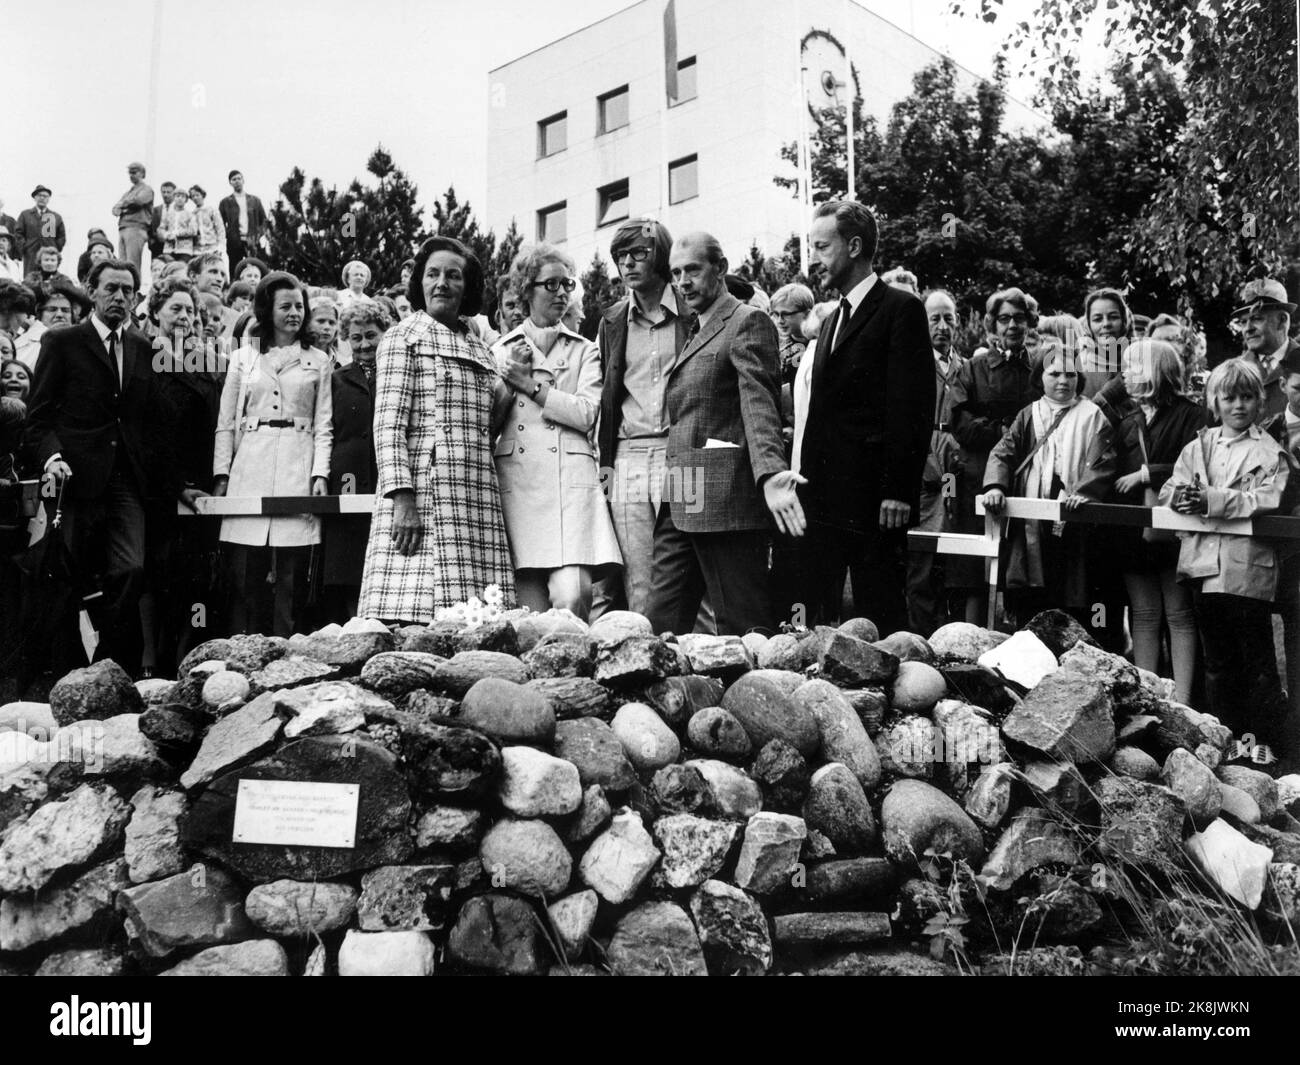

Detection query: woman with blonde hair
(338, 260), (372, 311)
(490, 243), (620, 618)
(1111, 339), (1210, 702)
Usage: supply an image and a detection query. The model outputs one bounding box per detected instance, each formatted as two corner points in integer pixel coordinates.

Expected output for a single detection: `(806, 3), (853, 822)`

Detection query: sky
(7, 0), (1049, 254)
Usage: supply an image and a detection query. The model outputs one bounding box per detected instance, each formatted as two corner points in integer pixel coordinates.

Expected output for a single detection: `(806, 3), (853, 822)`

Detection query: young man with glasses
(595, 217), (695, 616)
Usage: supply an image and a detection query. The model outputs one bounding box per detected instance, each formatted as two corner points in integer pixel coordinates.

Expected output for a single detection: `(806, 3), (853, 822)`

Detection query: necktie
(1260, 354), (1274, 377)
(109, 332), (120, 388)
(832, 298), (851, 350)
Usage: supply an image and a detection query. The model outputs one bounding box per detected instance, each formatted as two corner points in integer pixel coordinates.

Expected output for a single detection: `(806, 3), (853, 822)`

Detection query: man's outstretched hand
(764, 470), (808, 537)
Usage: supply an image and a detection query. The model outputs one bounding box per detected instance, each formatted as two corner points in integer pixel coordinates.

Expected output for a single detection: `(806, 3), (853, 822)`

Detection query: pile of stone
(1, 607), (1297, 977)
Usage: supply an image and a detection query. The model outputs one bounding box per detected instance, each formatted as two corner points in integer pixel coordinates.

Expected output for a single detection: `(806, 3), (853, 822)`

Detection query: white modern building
(485, 0), (1044, 273)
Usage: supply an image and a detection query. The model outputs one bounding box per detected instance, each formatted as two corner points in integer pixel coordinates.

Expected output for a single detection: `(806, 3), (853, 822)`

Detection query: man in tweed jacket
(643, 232), (805, 636)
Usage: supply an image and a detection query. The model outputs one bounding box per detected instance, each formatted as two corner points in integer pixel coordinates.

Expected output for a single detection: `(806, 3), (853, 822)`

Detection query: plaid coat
(358, 312), (515, 623)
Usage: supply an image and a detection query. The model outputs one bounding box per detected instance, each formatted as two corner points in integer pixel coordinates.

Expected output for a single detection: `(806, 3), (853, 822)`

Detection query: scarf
(1025, 394), (1095, 501)
(357, 358), (376, 385)
(522, 317), (561, 356)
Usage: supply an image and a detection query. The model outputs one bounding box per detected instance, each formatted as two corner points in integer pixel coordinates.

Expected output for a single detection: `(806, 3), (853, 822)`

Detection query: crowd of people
(0, 176), (1297, 773)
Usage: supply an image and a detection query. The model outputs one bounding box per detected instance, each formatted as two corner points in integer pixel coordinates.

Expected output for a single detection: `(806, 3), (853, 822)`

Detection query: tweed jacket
(357, 312), (515, 622)
(661, 292), (787, 534)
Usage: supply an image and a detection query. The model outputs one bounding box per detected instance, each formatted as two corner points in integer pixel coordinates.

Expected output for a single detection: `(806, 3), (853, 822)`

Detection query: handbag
(1137, 423), (1176, 544)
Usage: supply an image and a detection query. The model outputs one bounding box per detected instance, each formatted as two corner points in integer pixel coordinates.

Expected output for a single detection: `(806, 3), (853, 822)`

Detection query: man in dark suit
(219, 170), (269, 270)
(14, 185), (66, 277)
(596, 217), (694, 617)
(799, 200), (934, 635)
(25, 259), (205, 673)
(643, 232), (805, 637)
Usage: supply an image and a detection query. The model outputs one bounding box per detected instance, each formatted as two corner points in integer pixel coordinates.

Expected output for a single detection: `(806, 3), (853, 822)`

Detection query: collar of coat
(403, 311), (498, 373)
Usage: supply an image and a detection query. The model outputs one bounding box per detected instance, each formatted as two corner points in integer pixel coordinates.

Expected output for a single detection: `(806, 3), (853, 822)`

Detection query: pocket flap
(494, 438), (517, 458)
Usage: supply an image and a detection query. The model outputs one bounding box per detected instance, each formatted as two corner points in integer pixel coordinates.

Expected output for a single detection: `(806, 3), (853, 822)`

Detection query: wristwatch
(530, 380), (543, 400)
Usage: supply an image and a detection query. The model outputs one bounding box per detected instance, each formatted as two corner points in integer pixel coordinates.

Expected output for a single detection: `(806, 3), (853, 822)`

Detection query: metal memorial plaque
(232, 779), (360, 848)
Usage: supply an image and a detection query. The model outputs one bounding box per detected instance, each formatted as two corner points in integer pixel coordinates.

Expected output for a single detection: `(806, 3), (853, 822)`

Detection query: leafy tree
(489, 217), (525, 302)
(959, 0), (1299, 349)
(578, 253), (623, 340)
(267, 145), (429, 289)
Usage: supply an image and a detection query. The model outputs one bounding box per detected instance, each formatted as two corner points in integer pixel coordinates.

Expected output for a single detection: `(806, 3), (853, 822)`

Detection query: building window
(538, 112), (567, 158)
(671, 56), (697, 105)
(669, 155), (698, 204)
(597, 180), (630, 228)
(538, 201), (567, 243)
(598, 86), (630, 135)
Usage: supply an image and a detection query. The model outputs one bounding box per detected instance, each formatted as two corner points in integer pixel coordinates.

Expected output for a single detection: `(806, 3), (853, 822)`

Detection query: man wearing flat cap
(111, 162), (155, 273)
(1233, 276), (1298, 420)
(14, 185), (66, 277)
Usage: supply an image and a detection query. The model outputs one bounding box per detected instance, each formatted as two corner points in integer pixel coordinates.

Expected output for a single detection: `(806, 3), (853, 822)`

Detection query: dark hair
(228, 170), (243, 182)
(725, 274), (755, 302)
(374, 295), (401, 322)
(231, 309), (257, 346)
(187, 250), (227, 279)
(86, 258), (141, 293)
(0, 280), (37, 316)
(252, 271), (311, 350)
(983, 287), (1039, 333)
(493, 275), (512, 303)
(148, 276), (199, 323)
(224, 281), (254, 306)
(812, 200), (879, 262)
(189, 184), (207, 198)
(1082, 286), (1133, 339)
(408, 236), (484, 319)
(36, 279), (91, 315)
(609, 217), (674, 284)
(161, 181), (176, 191)
(233, 257), (270, 280)
(384, 284), (408, 302)
(0, 358), (30, 396)
(1031, 339), (1086, 395)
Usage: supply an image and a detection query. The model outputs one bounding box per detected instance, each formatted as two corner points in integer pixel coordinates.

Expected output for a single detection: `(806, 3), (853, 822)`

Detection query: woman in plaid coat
(358, 237), (515, 623)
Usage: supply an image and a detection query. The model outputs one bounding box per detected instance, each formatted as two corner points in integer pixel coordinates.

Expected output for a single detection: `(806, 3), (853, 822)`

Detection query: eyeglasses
(531, 278), (577, 294)
(996, 314), (1028, 326)
(615, 247), (651, 264)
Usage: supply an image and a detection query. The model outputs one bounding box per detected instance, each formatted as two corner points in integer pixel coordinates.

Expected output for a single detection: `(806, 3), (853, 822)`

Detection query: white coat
(490, 323), (622, 571)
(213, 343), (333, 547)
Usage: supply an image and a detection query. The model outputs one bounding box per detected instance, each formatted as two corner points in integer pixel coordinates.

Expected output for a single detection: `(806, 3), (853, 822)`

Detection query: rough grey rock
(357, 651), (445, 698)
(249, 656), (340, 695)
(641, 676), (725, 729)
(0, 783), (130, 893)
(414, 806), (485, 852)
(748, 739), (810, 813)
(433, 651), (529, 697)
(876, 715), (939, 780)
(547, 890), (598, 960)
(1110, 746), (1160, 781)
(773, 911), (892, 949)
(675, 633), (753, 680)
(0, 858), (128, 952)
(357, 864), (457, 932)
(565, 785), (612, 844)
(35, 948), (125, 977)
(593, 635), (677, 686)
(803, 763), (876, 854)
(497, 746), (582, 817)
(1096, 776), (1187, 873)
(687, 759), (762, 820)
(117, 863), (255, 958)
(607, 901), (707, 976)
(479, 818), (572, 898)
(1217, 766), (1279, 822)
(795, 678), (880, 789)
(928, 622), (1007, 663)
(180, 692), (283, 790)
(689, 879), (772, 975)
(685, 706), (753, 762)
(1001, 669), (1115, 764)
(49, 660), (144, 726)
(159, 939), (290, 976)
(523, 677), (612, 720)
(274, 681), (382, 739)
(733, 812), (806, 894)
(808, 628), (899, 688)
(610, 702), (681, 773)
(804, 858), (896, 903)
(125, 785), (188, 884)
(545, 720), (632, 799)
(1161, 747), (1222, 822)
(721, 672), (820, 758)
(652, 814), (738, 889)
(244, 879), (358, 936)
(579, 809), (660, 904)
(979, 808), (1081, 891)
(964, 762), (1018, 831)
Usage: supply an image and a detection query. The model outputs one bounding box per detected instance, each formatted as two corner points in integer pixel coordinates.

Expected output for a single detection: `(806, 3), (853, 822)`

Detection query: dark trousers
(644, 505), (771, 636)
(1193, 588), (1291, 759)
(226, 544), (308, 639)
(1277, 556), (1300, 717)
(804, 511), (909, 636)
(59, 466), (148, 673)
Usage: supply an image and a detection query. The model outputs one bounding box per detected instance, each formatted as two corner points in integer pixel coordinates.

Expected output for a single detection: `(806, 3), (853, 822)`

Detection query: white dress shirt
(830, 271), (877, 349)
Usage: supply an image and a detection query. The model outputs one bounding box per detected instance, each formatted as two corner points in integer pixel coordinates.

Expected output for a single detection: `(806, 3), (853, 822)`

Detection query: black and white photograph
(0, 0), (1298, 1027)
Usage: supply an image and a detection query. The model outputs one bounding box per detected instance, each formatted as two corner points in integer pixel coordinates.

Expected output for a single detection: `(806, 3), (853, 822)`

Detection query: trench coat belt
(241, 416), (312, 431)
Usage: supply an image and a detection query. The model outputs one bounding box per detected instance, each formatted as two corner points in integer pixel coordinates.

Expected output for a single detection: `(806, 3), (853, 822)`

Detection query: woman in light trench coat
(491, 243), (621, 618)
(213, 271), (332, 637)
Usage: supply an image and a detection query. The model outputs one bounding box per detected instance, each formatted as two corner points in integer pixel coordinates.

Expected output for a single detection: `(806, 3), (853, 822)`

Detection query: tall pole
(144, 0), (164, 174)
(799, 63), (812, 278)
(844, 2), (855, 201)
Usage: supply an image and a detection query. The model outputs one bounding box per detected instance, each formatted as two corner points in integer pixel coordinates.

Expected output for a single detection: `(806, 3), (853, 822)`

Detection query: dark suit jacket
(1258, 338), (1300, 421)
(24, 320), (176, 501)
(662, 292), (787, 534)
(595, 289), (694, 470)
(800, 279), (934, 531)
(328, 361), (377, 496)
(14, 207), (66, 273)
(218, 193), (268, 249)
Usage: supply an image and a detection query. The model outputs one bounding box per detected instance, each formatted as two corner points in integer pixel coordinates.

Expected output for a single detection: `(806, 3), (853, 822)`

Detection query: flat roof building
(485, 0), (1043, 273)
